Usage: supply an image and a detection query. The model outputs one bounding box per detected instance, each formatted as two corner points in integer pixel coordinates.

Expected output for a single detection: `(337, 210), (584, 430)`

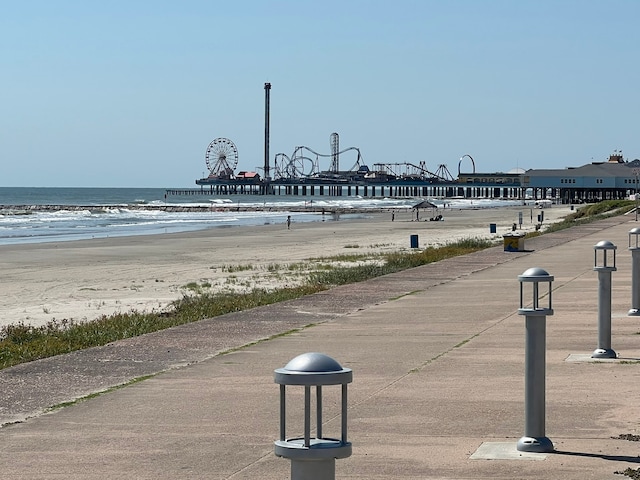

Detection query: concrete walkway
(3, 215), (640, 479)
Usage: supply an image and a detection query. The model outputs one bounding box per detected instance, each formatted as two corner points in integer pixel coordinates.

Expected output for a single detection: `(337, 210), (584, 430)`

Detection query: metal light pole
(263, 82), (271, 195)
(592, 241), (617, 359)
(517, 267), (554, 453)
(628, 228), (640, 316)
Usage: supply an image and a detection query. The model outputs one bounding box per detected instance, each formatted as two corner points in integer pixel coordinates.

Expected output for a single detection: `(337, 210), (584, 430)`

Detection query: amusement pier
(169, 84), (639, 204)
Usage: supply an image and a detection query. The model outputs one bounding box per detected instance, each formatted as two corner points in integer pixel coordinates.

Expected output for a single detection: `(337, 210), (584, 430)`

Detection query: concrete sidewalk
(3, 215), (640, 479)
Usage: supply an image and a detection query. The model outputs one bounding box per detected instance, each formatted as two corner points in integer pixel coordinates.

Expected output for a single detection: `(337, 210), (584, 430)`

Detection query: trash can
(410, 234), (419, 248)
(503, 233), (525, 252)
(489, 223), (497, 233)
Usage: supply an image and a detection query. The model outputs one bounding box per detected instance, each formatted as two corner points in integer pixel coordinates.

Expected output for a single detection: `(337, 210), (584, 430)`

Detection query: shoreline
(0, 201), (537, 213)
(0, 205), (573, 329)
(0, 204), (389, 213)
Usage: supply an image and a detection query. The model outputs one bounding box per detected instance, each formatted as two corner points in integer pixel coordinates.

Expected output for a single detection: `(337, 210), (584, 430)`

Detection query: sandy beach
(0, 204), (573, 329)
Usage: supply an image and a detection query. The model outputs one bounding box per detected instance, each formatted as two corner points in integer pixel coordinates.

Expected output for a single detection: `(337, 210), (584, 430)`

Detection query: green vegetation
(572, 199), (634, 218)
(221, 264), (255, 273)
(543, 200), (634, 234)
(0, 237), (491, 370)
(0, 285), (322, 370)
(0, 200), (627, 371)
(310, 237), (492, 286)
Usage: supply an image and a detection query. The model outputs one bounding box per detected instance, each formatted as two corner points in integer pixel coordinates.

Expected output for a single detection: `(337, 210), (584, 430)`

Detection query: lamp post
(517, 267), (554, 453)
(634, 168), (640, 221)
(592, 241), (617, 359)
(628, 229), (640, 316)
(274, 352), (352, 480)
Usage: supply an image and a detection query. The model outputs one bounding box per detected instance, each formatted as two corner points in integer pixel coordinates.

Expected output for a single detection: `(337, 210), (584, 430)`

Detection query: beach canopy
(413, 200), (438, 209)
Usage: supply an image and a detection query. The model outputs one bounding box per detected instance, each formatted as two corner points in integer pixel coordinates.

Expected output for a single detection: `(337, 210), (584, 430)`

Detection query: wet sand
(0, 205), (572, 328)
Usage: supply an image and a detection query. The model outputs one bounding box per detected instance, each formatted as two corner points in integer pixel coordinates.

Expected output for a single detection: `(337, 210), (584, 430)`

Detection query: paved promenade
(3, 214), (640, 479)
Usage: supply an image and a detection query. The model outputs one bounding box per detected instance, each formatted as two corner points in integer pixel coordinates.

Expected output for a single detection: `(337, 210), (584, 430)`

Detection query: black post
(263, 82), (271, 195)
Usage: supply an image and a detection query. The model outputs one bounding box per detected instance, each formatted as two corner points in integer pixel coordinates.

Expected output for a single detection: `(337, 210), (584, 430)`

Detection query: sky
(2, 0), (639, 188)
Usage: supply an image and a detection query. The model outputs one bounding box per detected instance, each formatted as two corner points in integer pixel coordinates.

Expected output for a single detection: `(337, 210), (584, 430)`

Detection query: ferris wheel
(205, 138), (238, 178)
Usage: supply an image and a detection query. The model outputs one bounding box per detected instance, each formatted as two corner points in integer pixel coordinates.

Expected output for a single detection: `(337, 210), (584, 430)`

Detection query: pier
(167, 181), (526, 200)
(185, 150), (640, 204)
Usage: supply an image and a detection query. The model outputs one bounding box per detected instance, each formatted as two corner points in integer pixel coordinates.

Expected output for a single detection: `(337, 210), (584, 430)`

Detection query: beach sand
(0, 205), (572, 328)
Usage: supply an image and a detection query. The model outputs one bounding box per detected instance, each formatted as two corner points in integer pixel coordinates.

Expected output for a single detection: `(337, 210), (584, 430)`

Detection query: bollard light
(628, 229), (640, 316)
(592, 240), (617, 359)
(518, 267), (554, 316)
(274, 352), (352, 480)
(629, 228), (640, 250)
(517, 267), (554, 453)
(594, 240), (617, 271)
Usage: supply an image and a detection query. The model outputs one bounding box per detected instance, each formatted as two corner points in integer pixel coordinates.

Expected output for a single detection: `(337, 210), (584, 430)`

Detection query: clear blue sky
(2, 0), (639, 187)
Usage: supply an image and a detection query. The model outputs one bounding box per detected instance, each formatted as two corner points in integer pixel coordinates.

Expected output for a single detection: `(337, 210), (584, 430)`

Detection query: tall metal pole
(263, 82), (271, 194)
(330, 132), (339, 173)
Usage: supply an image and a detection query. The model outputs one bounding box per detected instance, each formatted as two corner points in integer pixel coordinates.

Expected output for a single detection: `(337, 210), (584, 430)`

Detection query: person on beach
(286, 215), (291, 229)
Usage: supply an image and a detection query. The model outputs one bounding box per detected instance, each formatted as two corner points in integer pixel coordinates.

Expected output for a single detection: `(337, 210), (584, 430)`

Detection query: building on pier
(525, 153), (640, 203)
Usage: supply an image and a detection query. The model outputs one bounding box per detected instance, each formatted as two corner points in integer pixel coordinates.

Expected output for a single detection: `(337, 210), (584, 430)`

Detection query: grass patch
(542, 200), (634, 234)
(0, 237), (490, 370)
(182, 281), (212, 295)
(0, 201), (623, 372)
(311, 252), (381, 262)
(287, 262), (308, 271)
(309, 237), (492, 287)
(222, 264), (255, 273)
(0, 285), (322, 370)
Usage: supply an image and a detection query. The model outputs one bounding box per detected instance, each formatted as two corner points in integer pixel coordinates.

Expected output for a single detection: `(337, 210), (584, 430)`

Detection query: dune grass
(0, 237), (492, 370)
(543, 199), (634, 234)
(0, 199), (628, 371)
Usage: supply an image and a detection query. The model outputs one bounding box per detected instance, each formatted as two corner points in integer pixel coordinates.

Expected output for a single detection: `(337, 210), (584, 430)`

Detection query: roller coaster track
(371, 162), (453, 182)
(458, 154), (476, 175)
(271, 144), (458, 183)
(273, 146), (364, 179)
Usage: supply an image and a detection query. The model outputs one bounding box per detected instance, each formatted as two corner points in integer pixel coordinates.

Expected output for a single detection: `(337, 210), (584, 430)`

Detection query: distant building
(525, 153), (640, 202)
(235, 171), (261, 182)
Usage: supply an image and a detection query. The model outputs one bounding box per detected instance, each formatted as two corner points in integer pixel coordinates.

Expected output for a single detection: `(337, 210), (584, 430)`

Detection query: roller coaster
(271, 133), (455, 184)
(369, 162), (454, 182)
(273, 149), (454, 183)
(273, 145), (365, 179)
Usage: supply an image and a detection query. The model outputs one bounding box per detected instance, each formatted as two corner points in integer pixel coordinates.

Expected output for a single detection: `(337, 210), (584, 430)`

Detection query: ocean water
(0, 187), (522, 245)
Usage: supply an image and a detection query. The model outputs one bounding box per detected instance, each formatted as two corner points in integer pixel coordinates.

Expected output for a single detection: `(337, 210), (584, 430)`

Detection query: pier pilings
(171, 183), (525, 200)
